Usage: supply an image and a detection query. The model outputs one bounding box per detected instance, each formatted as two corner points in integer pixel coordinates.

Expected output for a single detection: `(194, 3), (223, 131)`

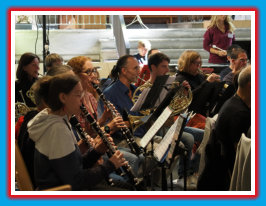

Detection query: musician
(103, 55), (145, 145)
(44, 53), (64, 72)
(67, 56), (125, 136)
(133, 40), (151, 68)
(222, 48), (248, 85)
(198, 65), (251, 190)
(203, 15), (235, 64)
(15, 52), (40, 107)
(135, 48), (160, 87)
(211, 48), (248, 115)
(16, 65), (80, 188)
(27, 73), (127, 190)
(68, 56), (143, 178)
(219, 44), (242, 80)
(176, 50), (222, 117)
(145, 52), (204, 184)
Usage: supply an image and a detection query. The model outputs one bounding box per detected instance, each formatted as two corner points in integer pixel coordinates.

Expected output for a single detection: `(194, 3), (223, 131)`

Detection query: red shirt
(203, 26), (235, 64)
(135, 65), (150, 87)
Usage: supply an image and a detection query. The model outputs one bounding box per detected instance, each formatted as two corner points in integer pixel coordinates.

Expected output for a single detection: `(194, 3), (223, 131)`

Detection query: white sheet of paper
(154, 116), (179, 162)
(139, 106), (173, 148)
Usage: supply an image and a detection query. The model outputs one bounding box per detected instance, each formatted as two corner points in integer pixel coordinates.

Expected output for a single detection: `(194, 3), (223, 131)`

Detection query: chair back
(229, 133), (251, 191)
(15, 141), (34, 191)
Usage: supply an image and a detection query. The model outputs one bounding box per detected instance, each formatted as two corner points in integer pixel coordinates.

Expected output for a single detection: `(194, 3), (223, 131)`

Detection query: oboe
(91, 82), (144, 156)
(80, 104), (144, 190)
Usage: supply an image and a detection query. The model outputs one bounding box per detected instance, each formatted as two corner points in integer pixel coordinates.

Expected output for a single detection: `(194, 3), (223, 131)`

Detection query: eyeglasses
(192, 61), (202, 67)
(83, 67), (100, 76)
(239, 58), (249, 63)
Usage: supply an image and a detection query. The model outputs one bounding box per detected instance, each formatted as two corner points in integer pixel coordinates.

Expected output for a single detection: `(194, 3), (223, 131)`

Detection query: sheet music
(139, 106), (173, 148)
(165, 114), (186, 165)
(154, 116), (179, 162)
(130, 87), (151, 112)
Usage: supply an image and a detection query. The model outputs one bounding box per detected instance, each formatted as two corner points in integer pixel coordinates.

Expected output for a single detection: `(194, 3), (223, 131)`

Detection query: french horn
(15, 89), (36, 122)
(129, 80), (192, 132)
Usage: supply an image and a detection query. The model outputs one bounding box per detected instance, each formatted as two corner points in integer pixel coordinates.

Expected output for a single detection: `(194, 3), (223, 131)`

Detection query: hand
(207, 73), (221, 83)
(182, 80), (191, 90)
(87, 135), (95, 147)
(109, 150), (127, 169)
(94, 135), (108, 154)
(101, 105), (112, 120)
(108, 116), (126, 133)
(217, 50), (227, 57)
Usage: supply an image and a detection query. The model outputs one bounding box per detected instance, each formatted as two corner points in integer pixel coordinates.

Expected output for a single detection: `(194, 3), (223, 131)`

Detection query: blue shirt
(104, 80), (139, 116)
(103, 80), (145, 139)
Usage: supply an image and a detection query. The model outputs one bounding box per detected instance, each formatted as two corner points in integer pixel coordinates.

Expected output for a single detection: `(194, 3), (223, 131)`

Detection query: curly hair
(67, 56), (92, 74)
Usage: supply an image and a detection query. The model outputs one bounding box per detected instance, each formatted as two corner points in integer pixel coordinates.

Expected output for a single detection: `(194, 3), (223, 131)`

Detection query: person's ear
(59, 93), (66, 104)
(150, 64), (156, 73)
(121, 67), (127, 75)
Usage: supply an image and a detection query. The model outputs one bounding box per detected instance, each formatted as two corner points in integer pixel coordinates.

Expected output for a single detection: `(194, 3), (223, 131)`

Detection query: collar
(114, 80), (136, 95)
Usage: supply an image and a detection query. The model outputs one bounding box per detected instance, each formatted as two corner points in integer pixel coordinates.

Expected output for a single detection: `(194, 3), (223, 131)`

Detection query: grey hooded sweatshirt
(28, 108), (115, 190)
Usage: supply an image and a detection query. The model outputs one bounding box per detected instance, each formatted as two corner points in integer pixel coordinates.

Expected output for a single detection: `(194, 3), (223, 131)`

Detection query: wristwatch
(104, 125), (111, 134)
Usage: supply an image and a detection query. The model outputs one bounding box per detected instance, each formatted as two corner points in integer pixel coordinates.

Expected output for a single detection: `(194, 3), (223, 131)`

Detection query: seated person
(27, 73), (127, 191)
(133, 39), (151, 69)
(197, 65), (251, 191)
(135, 52), (204, 183)
(68, 56), (143, 178)
(135, 48), (160, 87)
(15, 52), (40, 108)
(16, 65), (76, 188)
(222, 48), (248, 85)
(219, 44), (242, 80)
(175, 50), (222, 117)
(44, 53), (63, 72)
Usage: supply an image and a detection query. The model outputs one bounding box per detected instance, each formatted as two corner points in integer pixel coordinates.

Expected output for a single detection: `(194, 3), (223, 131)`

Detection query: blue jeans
(178, 127), (204, 177)
(108, 147), (144, 188)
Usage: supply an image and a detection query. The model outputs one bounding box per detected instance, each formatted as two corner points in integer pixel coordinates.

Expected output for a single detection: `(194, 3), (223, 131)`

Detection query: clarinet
(69, 115), (92, 147)
(91, 82), (144, 156)
(69, 115), (116, 185)
(80, 104), (144, 190)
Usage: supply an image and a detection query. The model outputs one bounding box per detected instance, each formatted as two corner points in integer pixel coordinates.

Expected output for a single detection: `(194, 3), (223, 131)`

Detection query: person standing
(203, 15), (235, 64)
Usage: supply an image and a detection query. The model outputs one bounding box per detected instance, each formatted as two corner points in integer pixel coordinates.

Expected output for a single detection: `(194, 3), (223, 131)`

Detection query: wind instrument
(129, 80), (193, 132)
(212, 45), (226, 52)
(80, 104), (145, 190)
(69, 115), (92, 147)
(15, 90), (31, 121)
(91, 82), (143, 156)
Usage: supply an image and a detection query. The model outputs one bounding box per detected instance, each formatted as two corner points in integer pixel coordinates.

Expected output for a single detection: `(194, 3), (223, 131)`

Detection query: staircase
(99, 27), (251, 66)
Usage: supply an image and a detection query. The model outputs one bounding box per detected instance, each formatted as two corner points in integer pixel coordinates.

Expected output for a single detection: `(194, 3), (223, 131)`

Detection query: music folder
(139, 106), (173, 148)
(131, 75), (175, 112)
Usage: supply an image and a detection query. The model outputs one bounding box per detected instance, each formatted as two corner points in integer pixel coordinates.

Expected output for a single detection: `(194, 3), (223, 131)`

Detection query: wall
(15, 29), (114, 62)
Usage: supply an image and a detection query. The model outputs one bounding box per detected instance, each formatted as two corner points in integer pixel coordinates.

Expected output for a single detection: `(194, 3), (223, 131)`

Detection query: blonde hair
(178, 50), (201, 73)
(45, 53), (63, 67)
(138, 40), (151, 50)
(208, 15), (235, 33)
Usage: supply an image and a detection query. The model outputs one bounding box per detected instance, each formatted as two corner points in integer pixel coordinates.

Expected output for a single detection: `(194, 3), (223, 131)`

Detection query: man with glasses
(222, 48), (249, 85)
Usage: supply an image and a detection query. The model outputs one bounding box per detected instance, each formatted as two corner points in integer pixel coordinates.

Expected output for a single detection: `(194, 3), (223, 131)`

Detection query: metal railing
(16, 15), (112, 29)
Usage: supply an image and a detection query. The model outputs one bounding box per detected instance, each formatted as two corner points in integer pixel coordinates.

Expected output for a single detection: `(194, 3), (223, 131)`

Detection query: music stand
(154, 112), (190, 191)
